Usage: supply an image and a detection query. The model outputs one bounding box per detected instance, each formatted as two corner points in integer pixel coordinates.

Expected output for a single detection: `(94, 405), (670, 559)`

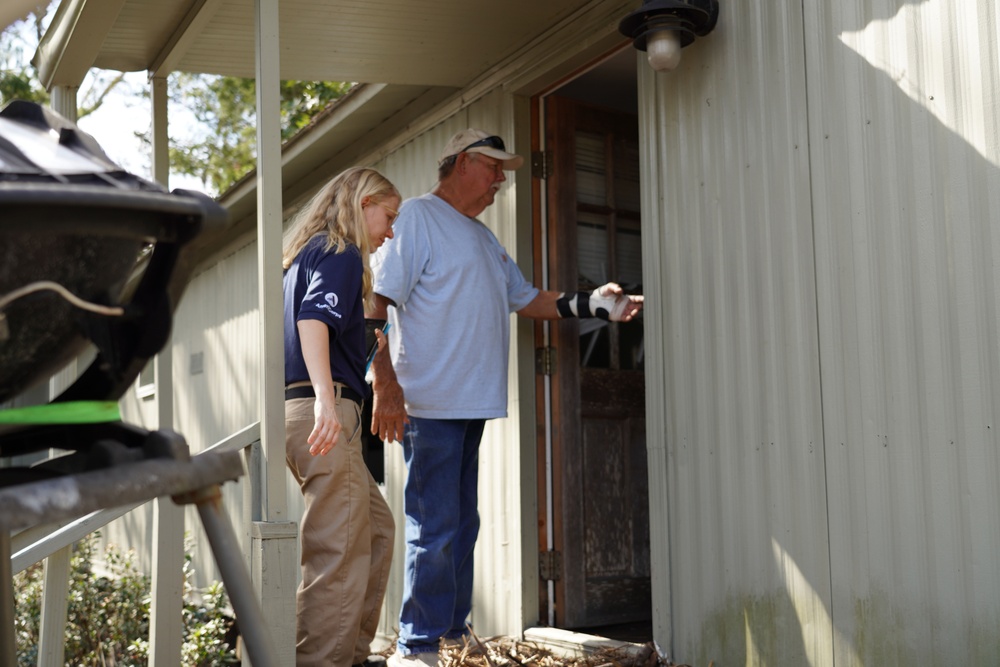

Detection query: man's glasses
(461, 135), (506, 153)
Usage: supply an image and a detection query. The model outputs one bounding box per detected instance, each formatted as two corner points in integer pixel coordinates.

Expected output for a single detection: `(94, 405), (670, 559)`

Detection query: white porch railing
(8, 421), (263, 666)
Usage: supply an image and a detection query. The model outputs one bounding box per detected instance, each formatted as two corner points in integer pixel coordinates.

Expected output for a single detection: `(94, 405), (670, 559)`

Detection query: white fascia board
(33, 0), (129, 89)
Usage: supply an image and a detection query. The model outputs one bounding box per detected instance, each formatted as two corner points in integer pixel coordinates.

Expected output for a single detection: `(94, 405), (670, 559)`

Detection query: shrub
(13, 535), (238, 666)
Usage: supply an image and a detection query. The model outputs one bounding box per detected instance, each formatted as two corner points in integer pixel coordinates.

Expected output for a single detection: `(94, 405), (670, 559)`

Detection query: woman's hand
(308, 394), (342, 455)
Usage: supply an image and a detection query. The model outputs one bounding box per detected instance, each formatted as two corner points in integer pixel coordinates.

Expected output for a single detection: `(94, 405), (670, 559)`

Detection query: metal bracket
(539, 550), (562, 581)
(531, 151), (553, 179)
(535, 347), (556, 376)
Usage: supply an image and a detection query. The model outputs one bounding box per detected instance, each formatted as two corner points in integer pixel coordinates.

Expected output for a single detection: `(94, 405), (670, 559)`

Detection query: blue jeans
(397, 417), (485, 655)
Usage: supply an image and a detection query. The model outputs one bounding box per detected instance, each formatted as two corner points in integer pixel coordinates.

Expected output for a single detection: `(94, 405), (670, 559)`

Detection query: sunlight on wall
(770, 538), (858, 667)
(743, 611), (763, 665)
(838, 0), (999, 168)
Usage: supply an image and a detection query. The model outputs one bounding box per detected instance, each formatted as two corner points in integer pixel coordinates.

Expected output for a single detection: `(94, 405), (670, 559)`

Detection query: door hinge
(531, 150), (553, 179)
(539, 550), (562, 581)
(535, 347), (556, 376)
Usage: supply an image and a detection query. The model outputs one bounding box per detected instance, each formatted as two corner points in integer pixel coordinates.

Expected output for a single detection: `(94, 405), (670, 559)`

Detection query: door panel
(544, 95), (650, 628)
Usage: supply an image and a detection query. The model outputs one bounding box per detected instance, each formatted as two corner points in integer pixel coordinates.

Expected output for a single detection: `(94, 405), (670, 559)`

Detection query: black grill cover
(0, 100), (229, 405)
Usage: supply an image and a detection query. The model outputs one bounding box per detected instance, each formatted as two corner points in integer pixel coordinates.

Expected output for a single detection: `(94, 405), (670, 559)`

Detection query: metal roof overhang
(32, 0), (634, 263)
(35, 0), (591, 88)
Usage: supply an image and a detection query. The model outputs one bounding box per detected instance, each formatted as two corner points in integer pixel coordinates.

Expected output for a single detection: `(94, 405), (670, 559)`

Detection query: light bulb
(646, 30), (682, 72)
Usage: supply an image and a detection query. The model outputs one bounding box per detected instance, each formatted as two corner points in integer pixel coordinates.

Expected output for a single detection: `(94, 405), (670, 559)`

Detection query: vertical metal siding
(806, 0), (1000, 664)
(642, 0), (1000, 664)
(640, 0), (831, 664)
(172, 245), (260, 451)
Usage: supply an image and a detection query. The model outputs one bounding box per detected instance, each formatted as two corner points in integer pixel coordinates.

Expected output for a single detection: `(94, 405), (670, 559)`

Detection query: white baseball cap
(439, 128), (524, 171)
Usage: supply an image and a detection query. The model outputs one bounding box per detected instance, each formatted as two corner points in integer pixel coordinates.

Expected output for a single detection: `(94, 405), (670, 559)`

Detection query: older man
(370, 129), (642, 667)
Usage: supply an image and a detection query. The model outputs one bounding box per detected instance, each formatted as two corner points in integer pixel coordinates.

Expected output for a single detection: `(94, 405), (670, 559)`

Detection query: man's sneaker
(387, 651), (439, 667)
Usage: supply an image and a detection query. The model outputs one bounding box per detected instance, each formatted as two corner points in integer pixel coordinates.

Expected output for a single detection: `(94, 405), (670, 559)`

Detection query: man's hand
(372, 375), (407, 443)
(592, 282), (644, 322)
(368, 293), (408, 442)
(370, 330), (408, 443)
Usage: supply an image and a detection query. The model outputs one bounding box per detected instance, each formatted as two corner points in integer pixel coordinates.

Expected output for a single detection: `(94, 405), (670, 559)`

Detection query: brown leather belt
(284, 385), (364, 404)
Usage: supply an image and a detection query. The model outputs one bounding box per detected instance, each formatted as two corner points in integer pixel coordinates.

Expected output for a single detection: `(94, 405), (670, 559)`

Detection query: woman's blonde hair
(282, 167), (399, 311)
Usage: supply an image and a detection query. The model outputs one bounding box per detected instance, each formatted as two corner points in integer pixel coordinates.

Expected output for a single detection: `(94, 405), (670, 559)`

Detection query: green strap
(0, 401), (121, 424)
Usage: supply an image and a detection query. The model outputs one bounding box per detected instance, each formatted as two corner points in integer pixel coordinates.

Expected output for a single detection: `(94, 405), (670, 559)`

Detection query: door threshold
(522, 627), (652, 661)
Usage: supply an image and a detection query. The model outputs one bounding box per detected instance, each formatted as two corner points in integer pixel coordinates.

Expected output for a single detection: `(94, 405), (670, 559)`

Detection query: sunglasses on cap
(461, 135), (506, 153)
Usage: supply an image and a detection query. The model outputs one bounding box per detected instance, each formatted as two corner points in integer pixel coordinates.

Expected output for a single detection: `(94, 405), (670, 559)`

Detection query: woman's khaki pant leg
(353, 472), (394, 662)
(286, 395), (369, 667)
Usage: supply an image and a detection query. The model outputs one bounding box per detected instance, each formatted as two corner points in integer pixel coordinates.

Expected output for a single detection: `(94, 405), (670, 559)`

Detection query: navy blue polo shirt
(283, 234), (368, 399)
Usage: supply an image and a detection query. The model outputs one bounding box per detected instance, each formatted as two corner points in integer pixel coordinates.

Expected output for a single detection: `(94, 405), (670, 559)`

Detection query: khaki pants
(285, 391), (395, 667)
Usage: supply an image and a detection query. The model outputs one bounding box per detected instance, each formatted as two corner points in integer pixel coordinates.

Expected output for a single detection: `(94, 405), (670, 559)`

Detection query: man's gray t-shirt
(373, 193), (539, 419)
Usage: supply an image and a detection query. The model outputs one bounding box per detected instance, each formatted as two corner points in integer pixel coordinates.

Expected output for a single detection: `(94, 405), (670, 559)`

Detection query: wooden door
(542, 95), (650, 629)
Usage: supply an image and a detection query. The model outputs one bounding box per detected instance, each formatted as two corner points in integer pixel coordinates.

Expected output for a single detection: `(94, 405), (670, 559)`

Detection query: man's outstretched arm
(517, 282), (644, 321)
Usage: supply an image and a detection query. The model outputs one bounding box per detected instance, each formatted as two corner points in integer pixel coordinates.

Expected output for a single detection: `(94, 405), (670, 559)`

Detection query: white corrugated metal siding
(807, 0), (1000, 664)
(639, 0), (830, 663)
(642, 0), (1000, 664)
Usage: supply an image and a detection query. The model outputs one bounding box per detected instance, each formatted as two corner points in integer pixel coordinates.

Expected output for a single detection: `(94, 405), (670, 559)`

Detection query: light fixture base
(618, 0), (719, 52)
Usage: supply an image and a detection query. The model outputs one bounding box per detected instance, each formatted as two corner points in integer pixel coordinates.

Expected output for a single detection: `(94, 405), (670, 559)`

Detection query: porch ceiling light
(618, 0), (719, 72)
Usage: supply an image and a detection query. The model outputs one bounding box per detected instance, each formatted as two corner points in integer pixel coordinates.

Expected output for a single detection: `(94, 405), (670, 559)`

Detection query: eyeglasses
(461, 135), (506, 153)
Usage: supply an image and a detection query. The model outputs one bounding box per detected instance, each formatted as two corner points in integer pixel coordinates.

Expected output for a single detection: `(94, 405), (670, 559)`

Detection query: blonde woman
(282, 167), (399, 667)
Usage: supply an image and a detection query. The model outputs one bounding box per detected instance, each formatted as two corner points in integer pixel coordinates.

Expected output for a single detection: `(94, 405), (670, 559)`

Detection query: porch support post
(254, 0), (297, 663)
(37, 547), (70, 667)
(150, 76), (170, 188)
(49, 85), (78, 121)
(148, 73), (186, 667)
(37, 291), (78, 667)
(0, 530), (14, 667)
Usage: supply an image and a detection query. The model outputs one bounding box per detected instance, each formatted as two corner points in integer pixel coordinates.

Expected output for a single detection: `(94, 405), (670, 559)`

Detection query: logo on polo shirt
(318, 291), (342, 319)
